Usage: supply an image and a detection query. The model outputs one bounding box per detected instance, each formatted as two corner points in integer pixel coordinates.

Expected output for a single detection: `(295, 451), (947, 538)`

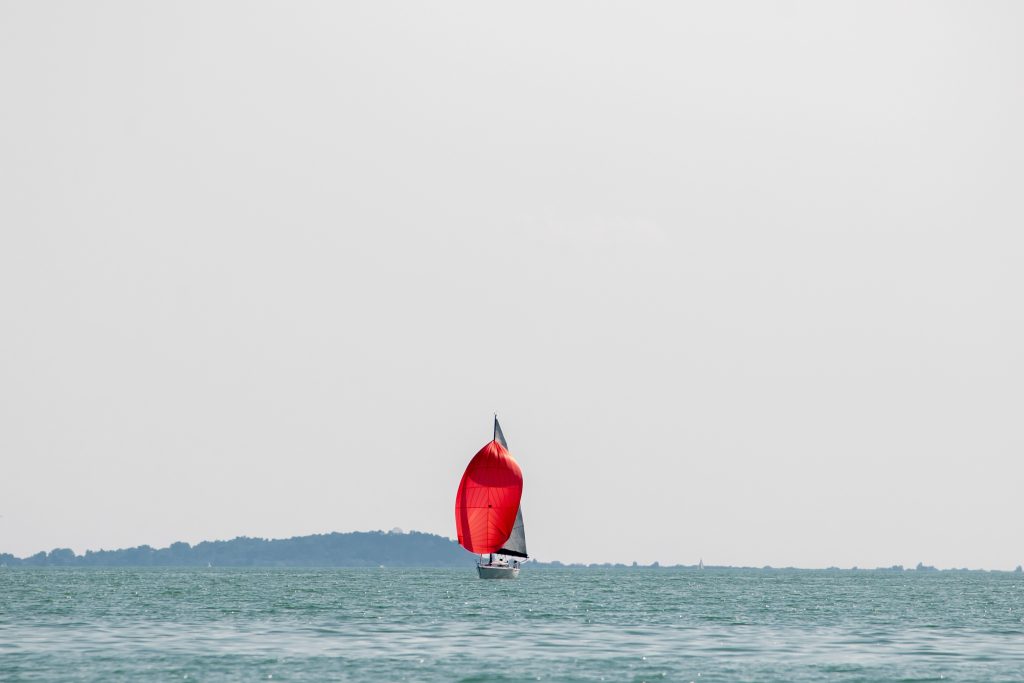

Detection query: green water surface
(1, 567), (1022, 681)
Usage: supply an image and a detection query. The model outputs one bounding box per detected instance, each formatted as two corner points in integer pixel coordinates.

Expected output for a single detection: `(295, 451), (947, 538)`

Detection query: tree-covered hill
(0, 530), (478, 567)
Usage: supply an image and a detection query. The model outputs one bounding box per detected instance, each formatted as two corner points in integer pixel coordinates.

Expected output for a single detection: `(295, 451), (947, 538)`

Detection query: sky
(1, 1), (1021, 569)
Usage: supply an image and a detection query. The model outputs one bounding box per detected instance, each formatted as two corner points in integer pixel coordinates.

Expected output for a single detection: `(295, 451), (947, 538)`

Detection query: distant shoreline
(2, 530), (1021, 573)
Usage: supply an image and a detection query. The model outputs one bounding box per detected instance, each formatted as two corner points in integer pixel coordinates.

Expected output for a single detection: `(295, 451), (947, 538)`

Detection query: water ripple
(1, 567), (1023, 681)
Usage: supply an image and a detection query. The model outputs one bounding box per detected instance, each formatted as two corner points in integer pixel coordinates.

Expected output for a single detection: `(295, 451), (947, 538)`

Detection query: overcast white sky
(1, 1), (1021, 569)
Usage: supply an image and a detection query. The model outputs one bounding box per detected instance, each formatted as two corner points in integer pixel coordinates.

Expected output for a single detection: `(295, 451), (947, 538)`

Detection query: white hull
(477, 563), (520, 579)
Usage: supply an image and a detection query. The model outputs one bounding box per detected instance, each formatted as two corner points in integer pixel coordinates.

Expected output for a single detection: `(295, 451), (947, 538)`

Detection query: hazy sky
(1, 2), (1021, 569)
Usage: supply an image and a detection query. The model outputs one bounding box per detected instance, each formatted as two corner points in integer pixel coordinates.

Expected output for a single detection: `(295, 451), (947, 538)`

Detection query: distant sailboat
(454, 416), (528, 579)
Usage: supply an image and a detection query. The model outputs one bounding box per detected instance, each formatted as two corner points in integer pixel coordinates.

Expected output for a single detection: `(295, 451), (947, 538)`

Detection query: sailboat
(454, 416), (528, 579)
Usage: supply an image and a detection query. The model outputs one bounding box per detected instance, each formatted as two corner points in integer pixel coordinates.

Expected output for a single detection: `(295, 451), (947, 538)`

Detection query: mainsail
(493, 417), (528, 558)
(493, 417), (507, 450)
(498, 507), (527, 558)
(454, 416), (528, 557)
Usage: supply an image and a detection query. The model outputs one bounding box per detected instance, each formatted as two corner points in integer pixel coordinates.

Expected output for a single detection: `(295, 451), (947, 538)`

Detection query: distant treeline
(3, 533), (1021, 571)
(0, 531), (477, 567)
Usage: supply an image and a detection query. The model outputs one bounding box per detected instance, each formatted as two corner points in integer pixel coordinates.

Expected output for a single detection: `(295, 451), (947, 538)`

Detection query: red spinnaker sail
(454, 440), (523, 554)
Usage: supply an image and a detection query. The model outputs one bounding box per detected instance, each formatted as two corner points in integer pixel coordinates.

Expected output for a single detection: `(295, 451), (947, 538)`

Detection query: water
(2, 567), (1023, 681)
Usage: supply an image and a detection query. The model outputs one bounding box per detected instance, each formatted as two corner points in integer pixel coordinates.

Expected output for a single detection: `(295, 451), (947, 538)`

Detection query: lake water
(2, 567), (1023, 681)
